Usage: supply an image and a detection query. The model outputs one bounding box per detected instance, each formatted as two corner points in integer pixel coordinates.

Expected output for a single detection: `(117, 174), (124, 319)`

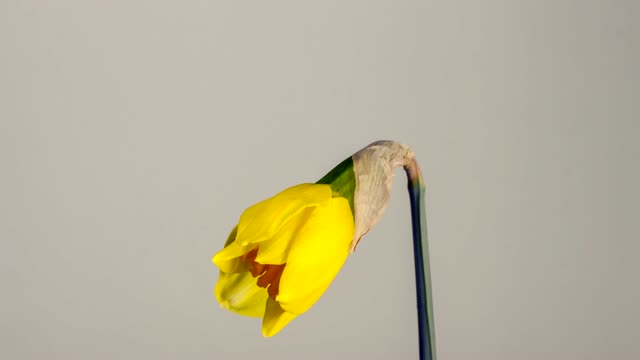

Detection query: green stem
(405, 159), (436, 360)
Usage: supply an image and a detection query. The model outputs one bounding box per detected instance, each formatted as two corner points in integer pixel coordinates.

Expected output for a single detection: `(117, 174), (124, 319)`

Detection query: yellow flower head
(213, 183), (354, 336)
(213, 141), (414, 337)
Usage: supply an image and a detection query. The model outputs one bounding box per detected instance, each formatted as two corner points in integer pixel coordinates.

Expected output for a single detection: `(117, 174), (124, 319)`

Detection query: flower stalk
(404, 156), (436, 360)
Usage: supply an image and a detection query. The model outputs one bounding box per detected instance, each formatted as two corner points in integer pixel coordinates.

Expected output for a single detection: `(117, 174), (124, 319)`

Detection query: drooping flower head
(212, 141), (415, 336)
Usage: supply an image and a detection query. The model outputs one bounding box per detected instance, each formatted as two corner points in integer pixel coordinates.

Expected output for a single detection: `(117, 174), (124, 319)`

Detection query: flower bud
(212, 140), (416, 336)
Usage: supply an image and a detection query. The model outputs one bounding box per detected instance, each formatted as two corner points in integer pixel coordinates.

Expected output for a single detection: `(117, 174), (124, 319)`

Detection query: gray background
(2, 1), (639, 359)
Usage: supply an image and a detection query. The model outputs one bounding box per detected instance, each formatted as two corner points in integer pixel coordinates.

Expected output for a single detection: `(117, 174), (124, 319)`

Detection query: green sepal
(316, 157), (356, 216)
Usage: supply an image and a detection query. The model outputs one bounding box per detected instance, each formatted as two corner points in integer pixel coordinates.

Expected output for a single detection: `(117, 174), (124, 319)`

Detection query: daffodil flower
(212, 140), (435, 359)
(213, 183), (354, 336)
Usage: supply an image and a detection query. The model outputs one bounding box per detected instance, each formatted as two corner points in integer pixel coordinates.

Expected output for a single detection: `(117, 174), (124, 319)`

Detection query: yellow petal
(215, 270), (268, 318)
(212, 226), (254, 273)
(254, 207), (315, 265)
(262, 297), (298, 337)
(213, 241), (256, 273)
(236, 184), (332, 246)
(276, 197), (354, 315)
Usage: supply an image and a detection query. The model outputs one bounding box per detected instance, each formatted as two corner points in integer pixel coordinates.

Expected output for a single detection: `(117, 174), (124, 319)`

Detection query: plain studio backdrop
(2, 1), (638, 359)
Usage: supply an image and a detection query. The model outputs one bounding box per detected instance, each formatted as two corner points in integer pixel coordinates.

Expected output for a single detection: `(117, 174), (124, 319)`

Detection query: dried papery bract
(351, 140), (415, 251)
